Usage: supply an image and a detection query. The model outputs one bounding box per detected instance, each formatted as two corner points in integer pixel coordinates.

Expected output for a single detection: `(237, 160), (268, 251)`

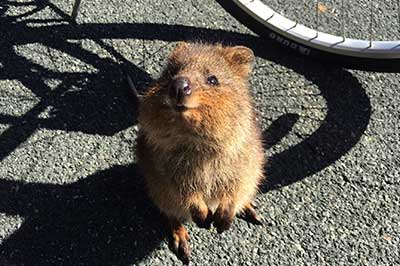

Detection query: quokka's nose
(169, 77), (192, 99)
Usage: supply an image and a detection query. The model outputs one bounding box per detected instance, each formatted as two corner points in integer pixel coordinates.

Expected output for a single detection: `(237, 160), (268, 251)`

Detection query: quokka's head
(160, 42), (255, 113)
(139, 42), (256, 143)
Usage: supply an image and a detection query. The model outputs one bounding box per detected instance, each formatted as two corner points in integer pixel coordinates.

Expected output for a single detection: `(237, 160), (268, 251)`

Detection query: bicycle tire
(216, 0), (400, 72)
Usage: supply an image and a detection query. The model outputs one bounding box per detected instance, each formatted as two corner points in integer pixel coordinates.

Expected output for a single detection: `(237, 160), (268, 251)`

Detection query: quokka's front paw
(191, 206), (213, 229)
(213, 202), (235, 234)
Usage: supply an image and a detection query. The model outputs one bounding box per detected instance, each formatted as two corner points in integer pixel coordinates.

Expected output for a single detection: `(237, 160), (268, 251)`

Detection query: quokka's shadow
(0, 164), (165, 266)
(0, 1), (371, 265)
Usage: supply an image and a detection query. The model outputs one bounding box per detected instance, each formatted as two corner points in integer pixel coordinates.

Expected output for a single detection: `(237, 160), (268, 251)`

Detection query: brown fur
(136, 42), (265, 263)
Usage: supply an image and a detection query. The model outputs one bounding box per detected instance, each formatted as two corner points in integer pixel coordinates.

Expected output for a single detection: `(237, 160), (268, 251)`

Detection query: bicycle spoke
(315, 0), (320, 34)
(369, 0), (374, 46)
(341, 0), (346, 40)
(398, 0), (400, 27)
(71, 0), (82, 21)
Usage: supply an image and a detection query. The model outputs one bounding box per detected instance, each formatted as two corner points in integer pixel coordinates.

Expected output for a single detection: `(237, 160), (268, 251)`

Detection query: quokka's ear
(168, 41), (190, 60)
(223, 46), (255, 77)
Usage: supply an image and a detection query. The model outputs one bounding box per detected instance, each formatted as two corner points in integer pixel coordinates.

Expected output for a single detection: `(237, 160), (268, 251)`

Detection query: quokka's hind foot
(168, 219), (191, 265)
(241, 202), (264, 225)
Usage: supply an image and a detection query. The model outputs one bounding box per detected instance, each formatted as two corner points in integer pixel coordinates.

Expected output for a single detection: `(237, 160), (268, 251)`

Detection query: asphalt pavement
(0, 0), (399, 266)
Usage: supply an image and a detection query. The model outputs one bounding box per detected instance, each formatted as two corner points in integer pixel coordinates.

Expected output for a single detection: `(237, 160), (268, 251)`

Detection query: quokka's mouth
(170, 99), (200, 112)
(174, 103), (188, 112)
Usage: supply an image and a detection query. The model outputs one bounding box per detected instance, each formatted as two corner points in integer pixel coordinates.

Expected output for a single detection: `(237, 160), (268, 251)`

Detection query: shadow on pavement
(0, 164), (164, 266)
(0, 1), (371, 265)
(262, 68), (371, 192)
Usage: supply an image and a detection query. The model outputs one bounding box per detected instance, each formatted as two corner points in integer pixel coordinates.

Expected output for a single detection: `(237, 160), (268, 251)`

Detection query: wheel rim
(234, 0), (400, 59)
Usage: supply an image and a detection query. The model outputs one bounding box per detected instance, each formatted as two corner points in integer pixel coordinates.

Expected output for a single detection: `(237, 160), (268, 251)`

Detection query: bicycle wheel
(216, 0), (400, 72)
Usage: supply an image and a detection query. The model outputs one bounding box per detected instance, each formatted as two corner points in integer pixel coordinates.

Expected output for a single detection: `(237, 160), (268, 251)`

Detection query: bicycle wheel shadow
(245, 31), (371, 192)
(261, 67), (371, 192)
(0, 3), (371, 266)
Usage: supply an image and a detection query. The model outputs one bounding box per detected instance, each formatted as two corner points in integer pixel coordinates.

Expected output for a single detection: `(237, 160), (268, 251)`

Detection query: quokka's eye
(207, 75), (219, 86)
